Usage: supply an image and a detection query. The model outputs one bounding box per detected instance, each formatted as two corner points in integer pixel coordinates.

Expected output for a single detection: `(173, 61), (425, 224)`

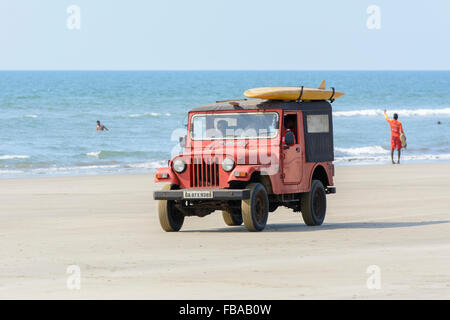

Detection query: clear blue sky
(1, 0), (449, 70)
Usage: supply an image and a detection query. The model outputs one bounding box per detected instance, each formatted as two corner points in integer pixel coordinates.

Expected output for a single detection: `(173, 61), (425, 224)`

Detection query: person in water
(96, 120), (109, 131)
(384, 109), (405, 164)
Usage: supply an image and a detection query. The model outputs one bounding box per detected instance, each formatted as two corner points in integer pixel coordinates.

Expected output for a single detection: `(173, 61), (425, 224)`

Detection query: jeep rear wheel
(242, 183), (269, 232)
(222, 210), (243, 226)
(158, 184), (184, 232)
(301, 179), (326, 226)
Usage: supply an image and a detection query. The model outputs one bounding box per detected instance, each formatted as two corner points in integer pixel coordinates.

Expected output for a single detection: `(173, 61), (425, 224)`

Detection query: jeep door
(282, 111), (303, 184)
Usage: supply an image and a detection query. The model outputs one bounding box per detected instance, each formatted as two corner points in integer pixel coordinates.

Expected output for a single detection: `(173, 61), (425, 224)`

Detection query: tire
(301, 180), (327, 226)
(242, 183), (269, 232)
(222, 210), (243, 226)
(158, 184), (185, 232)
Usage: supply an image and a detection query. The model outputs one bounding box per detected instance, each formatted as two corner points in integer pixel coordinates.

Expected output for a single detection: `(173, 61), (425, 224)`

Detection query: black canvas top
(190, 99), (332, 112)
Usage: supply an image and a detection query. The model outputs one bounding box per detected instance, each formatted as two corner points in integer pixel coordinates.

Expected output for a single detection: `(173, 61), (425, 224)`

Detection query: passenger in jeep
(216, 120), (228, 137)
(282, 116), (296, 145)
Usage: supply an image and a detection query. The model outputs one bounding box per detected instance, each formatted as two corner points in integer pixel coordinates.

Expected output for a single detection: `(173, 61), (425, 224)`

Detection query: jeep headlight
(221, 158), (235, 172)
(173, 159), (186, 173)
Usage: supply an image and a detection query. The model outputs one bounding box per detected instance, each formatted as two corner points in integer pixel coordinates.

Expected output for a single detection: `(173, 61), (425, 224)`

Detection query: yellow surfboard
(244, 80), (344, 101)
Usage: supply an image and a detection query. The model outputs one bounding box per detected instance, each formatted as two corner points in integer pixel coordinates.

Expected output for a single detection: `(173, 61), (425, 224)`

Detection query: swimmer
(96, 120), (109, 131)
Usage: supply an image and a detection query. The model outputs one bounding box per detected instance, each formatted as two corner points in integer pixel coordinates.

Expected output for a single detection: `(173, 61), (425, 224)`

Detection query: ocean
(0, 71), (449, 178)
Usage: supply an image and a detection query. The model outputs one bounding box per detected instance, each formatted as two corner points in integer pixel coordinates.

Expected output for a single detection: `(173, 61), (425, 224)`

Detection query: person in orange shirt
(384, 109), (405, 164)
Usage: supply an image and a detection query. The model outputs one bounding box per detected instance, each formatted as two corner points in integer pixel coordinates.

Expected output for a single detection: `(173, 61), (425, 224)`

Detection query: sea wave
(86, 151), (101, 158)
(16, 95), (41, 100)
(38, 164), (122, 172)
(0, 169), (25, 175)
(24, 114), (38, 118)
(124, 160), (167, 169)
(128, 112), (171, 118)
(333, 108), (450, 117)
(37, 160), (166, 172)
(0, 155), (30, 160)
(335, 145), (387, 156)
(0, 160), (167, 177)
(0, 154), (449, 177)
(86, 150), (149, 159)
(335, 153), (450, 164)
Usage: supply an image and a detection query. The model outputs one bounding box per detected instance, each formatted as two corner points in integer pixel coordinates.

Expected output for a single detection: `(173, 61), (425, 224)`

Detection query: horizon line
(0, 69), (450, 72)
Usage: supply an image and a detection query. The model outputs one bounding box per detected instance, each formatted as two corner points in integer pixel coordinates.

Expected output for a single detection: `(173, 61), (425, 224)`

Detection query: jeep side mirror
(284, 131), (295, 146)
(179, 135), (187, 148)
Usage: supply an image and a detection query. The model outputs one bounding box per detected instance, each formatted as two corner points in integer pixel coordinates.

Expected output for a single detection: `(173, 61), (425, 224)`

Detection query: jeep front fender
(154, 167), (180, 185)
(227, 166), (256, 183)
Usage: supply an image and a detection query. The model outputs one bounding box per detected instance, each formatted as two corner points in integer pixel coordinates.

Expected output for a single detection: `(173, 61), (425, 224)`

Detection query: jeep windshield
(191, 112), (279, 140)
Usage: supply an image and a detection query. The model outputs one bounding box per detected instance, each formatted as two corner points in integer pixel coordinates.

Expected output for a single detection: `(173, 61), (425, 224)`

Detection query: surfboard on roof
(244, 80), (344, 101)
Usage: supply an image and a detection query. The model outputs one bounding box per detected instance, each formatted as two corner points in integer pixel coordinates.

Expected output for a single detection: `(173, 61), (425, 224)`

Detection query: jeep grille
(191, 157), (220, 187)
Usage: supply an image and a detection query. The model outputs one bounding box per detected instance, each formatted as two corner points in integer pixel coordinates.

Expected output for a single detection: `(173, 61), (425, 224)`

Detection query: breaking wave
(333, 108), (450, 117)
(86, 150), (149, 159)
(334, 145), (450, 164)
(123, 160), (167, 169)
(128, 112), (171, 118)
(0, 155), (30, 160)
(335, 146), (387, 156)
(335, 153), (450, 164)
(0, 160), (167, 177)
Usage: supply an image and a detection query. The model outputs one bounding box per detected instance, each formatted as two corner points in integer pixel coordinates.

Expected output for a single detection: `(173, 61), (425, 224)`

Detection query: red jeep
(153, 98), (336, 232)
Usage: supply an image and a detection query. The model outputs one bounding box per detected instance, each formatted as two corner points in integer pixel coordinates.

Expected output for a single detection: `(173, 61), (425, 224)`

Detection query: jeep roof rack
(215, 99), (248, 103)
(191, 99), (332, 112)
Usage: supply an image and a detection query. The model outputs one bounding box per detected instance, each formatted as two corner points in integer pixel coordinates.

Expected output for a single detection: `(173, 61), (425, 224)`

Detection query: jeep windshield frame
(190, 111), (280, 141)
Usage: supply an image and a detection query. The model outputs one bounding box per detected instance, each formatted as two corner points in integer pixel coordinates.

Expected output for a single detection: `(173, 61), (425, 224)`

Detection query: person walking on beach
(96, 120), (109, 131)
(384, 109), (405, 164)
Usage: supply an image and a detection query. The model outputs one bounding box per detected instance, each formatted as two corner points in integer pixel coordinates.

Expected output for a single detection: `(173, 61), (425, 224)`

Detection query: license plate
(183, 190), (213, 199)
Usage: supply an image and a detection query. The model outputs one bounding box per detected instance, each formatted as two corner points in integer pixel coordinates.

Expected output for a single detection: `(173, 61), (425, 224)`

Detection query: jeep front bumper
(326, 186), (336, 194)
(153, 189), (250, 201)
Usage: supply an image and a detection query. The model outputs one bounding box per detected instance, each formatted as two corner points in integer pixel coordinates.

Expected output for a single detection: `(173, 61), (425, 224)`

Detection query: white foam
(128, 112), (171, 118)
(86, 151), (101, 158)
(31, 164), (122, 173)
(125, 160), (166, 169)
(335, 145), (387, 156)
(334, 145), (450, 164)
(333, 108), (450, 117)
(24, 161), (164, 175)
(335, 153), (450, 163)
(0, 155), (30, 160)
(24, 114), (38, 118)
(0, 169), (25, 174)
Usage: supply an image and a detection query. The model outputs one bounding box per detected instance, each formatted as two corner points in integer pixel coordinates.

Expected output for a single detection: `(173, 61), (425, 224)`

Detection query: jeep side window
(283, 114), (298, 144)
(306, 114), (329, 133)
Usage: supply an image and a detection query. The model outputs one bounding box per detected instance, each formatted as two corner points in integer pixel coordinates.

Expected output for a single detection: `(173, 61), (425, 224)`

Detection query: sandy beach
(0, 162), (449, 299)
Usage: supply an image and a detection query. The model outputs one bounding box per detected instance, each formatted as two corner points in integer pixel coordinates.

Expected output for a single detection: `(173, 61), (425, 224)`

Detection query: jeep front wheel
(301, 179), (326, 226)
(242, 183), (269, 232)
(222, 210), (243, 226)
(158, 184), (184, 232)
